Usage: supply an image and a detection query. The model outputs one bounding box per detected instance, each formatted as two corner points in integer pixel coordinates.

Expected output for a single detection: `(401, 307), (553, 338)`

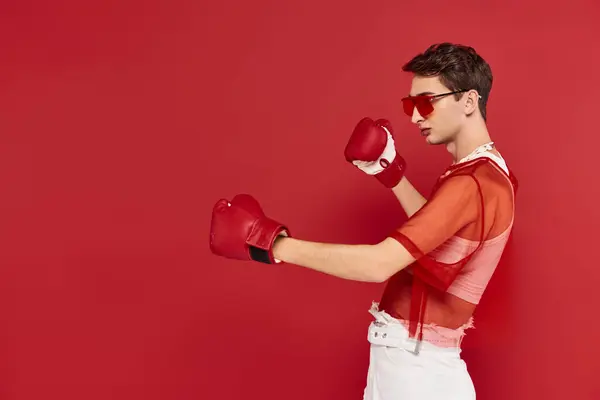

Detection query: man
(209, 43), (517, 399)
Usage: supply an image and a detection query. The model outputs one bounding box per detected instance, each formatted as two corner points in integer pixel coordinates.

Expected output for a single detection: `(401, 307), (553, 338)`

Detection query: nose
(411, 107), (424, 125)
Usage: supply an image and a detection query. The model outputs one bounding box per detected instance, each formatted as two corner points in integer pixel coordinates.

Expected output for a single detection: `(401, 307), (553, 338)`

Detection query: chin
(426, 133), (451, 145)
(425, 136), (441, 145)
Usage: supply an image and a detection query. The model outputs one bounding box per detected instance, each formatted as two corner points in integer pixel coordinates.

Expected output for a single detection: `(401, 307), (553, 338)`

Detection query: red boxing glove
(209, 194), (290, 264)
(344, 117), (407, 188)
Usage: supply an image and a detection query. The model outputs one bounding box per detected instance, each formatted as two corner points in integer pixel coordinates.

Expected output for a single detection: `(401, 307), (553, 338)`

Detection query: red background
(1, 1), (599, 399)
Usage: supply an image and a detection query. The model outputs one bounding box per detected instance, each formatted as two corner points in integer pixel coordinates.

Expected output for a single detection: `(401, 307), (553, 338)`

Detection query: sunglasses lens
(401, 98), (414, 116)
(402, 96), (434, 117)
(415, 97), (434, 117)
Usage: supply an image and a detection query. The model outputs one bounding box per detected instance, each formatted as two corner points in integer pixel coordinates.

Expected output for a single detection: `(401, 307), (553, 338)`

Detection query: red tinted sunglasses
(401, 89), (469, 117)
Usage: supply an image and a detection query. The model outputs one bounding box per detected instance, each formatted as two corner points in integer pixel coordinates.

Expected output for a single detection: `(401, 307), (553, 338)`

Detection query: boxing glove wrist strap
(246, 219), (289, 264)
(249, 246), (275, 264)
(376, 154), (407, 188)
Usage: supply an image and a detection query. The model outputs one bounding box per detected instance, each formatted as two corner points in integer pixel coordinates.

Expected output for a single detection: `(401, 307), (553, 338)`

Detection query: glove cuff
(375, 154), (407, 188)
(247, 217), (290, 264)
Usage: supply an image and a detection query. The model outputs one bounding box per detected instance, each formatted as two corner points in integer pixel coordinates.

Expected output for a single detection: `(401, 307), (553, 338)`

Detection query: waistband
(368, 302), (473, 353)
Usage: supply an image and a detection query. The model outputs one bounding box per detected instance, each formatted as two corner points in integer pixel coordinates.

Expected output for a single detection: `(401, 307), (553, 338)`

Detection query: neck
(447, 119), (492, 163)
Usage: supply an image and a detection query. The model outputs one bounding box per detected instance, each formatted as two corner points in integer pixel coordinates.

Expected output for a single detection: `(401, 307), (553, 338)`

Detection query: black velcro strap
(249, 246), (272, 264)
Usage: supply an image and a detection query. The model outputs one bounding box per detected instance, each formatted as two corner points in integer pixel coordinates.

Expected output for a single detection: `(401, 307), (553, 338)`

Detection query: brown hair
(402, 43), (493, 121)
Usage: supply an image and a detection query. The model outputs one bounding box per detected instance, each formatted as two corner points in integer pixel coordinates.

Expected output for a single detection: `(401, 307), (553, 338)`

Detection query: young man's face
(406, 75), (466, 145)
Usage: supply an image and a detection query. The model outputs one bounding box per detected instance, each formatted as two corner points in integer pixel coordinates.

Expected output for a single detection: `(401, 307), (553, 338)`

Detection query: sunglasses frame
(401, 89), (476, 117)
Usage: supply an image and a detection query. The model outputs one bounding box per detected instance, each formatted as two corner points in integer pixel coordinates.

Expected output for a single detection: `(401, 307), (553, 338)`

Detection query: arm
(343, 118), (424, 217)
(392, 176), (427, 218)
(272, 236), (415, 283)
(270, 173), (477, 282)
(210, 176), (480, 286)
(209, 193), (415, 279)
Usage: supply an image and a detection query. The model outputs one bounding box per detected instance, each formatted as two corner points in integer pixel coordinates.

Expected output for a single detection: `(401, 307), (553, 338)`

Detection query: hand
(209, 194), (290, 264)
(344, 117), (407, 188)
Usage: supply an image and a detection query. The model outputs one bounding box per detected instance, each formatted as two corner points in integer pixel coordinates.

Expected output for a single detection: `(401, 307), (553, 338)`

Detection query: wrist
(391, 174), (407, 190)
(272, 235), (291, 263)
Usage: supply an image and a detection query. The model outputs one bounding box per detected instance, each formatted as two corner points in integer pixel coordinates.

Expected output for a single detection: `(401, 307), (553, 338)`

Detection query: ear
(464, 90), (481, 116)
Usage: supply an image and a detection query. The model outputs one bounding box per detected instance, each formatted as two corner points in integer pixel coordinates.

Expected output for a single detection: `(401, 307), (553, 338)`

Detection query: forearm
(273, 237), (383, 282)
(392, 176), (427, 218)
(271, 236), (413, 283)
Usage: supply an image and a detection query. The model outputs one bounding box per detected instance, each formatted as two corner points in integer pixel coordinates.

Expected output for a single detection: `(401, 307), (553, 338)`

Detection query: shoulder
(437, 157), (514, 196)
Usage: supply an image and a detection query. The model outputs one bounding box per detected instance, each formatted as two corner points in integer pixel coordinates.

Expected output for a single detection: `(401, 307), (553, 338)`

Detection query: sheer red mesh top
(380, 156), (518, 343)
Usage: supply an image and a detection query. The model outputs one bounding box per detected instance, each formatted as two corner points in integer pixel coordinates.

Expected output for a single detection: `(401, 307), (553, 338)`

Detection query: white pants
(363, 308), (476, 400)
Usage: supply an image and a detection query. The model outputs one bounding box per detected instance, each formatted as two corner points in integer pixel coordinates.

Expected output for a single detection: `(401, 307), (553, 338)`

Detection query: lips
(420, 128), (431, 136)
